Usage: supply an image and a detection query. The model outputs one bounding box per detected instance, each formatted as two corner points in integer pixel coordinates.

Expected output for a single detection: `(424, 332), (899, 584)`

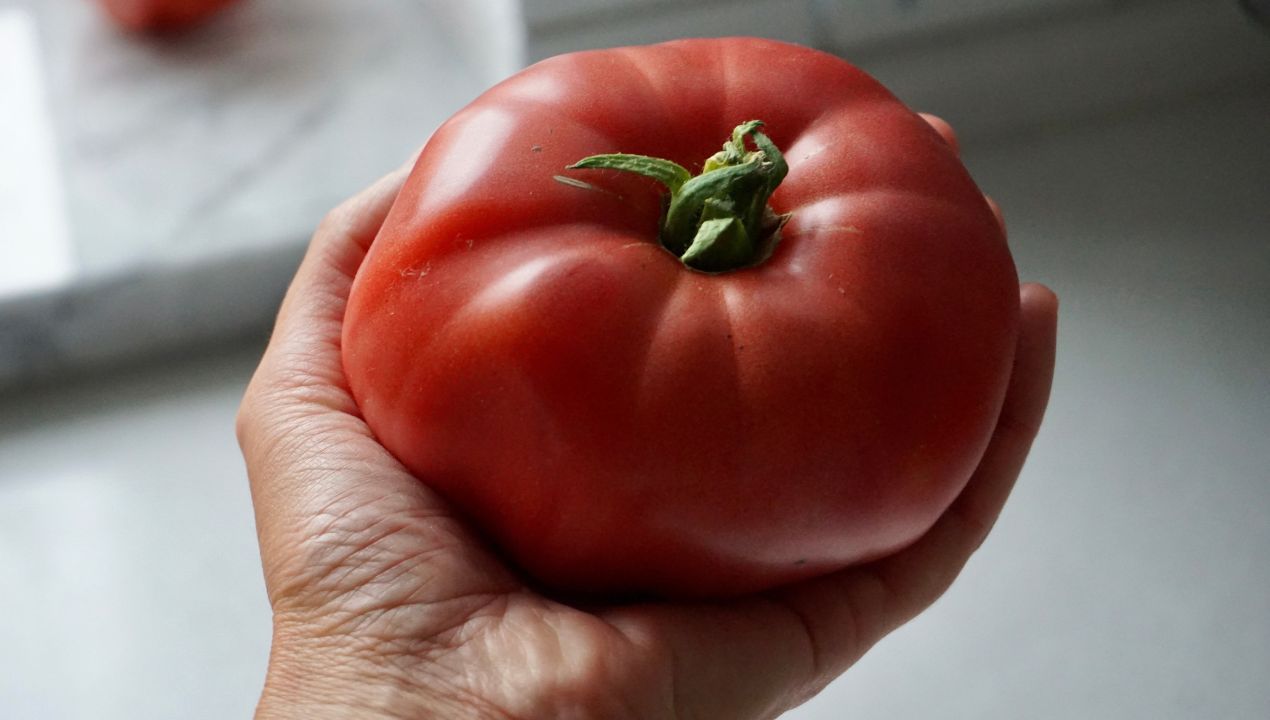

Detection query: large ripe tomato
(97, 0), (240, 32)
(342, 38), (1018, 598)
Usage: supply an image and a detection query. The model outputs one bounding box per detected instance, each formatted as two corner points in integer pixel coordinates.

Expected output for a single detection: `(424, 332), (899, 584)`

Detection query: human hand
(237, 117), (1057, 719)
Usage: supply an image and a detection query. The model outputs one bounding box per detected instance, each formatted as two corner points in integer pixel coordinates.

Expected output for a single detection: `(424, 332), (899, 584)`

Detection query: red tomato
(97, 0), (240, 32)
(342, 38), (1019, 599)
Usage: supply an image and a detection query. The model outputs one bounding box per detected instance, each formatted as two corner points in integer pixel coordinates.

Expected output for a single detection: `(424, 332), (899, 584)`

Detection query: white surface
(0, 9), (73, 300)
(10, 0), (522, 277)
(2, 36), (1269, 720)
(0, 352), (270, 720)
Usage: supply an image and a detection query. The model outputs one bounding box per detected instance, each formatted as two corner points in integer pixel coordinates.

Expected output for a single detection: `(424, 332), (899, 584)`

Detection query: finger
(235, 158), (519, 608)
(236, 164), (421, 561)
(604, 600), (825, 719)
(608, 284), (1058, 717)
(236, 163), (406, 463)
(272, 162), (413, 379)
(760, 282), (1058, 702)
(871, 282), (1057, 602)
(249, 146), (424, 409)
(917, 113), (1004, 236)
(919, 112), (959, 155)
(239, 161), (411, 423)
(986, 195), (1006, 236)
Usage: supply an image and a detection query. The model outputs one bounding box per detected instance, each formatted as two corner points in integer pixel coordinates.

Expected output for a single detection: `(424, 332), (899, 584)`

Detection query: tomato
(97, 0), (240, 32)
(342, 38), (1018, 598)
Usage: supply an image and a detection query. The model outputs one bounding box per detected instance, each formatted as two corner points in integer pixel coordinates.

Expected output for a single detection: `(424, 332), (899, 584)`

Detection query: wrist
(257, 621), (502, 720)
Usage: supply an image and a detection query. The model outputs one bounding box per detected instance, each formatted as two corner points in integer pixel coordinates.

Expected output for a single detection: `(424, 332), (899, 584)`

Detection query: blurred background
(1, 0), (1268, 717)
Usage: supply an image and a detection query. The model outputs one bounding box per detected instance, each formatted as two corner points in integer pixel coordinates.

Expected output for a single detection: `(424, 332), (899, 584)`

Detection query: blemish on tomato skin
(401, 261), (432, 278)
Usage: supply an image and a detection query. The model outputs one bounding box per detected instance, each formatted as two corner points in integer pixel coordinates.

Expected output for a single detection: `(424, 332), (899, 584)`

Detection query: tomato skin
(97, 0), (240, 32)
(343, 38), (1019, 598)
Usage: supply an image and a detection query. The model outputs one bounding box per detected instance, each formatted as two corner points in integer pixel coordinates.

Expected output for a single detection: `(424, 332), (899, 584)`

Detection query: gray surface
(2, 74), (1268, 720)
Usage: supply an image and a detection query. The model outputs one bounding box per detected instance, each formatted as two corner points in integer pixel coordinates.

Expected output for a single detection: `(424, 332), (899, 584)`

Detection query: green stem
(566, 120), (790, 273)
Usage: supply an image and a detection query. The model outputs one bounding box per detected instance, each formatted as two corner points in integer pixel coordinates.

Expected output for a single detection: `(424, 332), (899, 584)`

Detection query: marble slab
(0, 0), (523, 390)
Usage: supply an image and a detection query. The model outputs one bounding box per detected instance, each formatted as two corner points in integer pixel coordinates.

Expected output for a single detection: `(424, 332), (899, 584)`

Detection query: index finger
(237, 162), (410, 469)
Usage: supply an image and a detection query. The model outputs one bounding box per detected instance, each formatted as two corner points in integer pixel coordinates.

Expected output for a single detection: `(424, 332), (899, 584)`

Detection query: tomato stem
(567, 120), (790, 273)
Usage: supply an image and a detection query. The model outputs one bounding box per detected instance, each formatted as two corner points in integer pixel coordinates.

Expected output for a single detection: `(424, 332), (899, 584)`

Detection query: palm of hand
(239, 129), (1056, 719)
(252, 412), (820, 718)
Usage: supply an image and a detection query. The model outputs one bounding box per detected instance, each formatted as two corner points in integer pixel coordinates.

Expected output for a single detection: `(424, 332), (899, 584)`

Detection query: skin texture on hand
(237, 117), (1057, 719)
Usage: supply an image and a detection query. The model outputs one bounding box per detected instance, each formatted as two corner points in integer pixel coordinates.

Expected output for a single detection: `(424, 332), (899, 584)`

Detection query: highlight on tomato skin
(95, 0), (242, 33)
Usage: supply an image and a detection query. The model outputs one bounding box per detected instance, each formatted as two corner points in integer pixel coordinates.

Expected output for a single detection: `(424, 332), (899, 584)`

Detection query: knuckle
(235, 372), (271, 452)
(314, 210), (348, 245)
(317, 194), (363, 239)
(234, 397), (257, 452)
